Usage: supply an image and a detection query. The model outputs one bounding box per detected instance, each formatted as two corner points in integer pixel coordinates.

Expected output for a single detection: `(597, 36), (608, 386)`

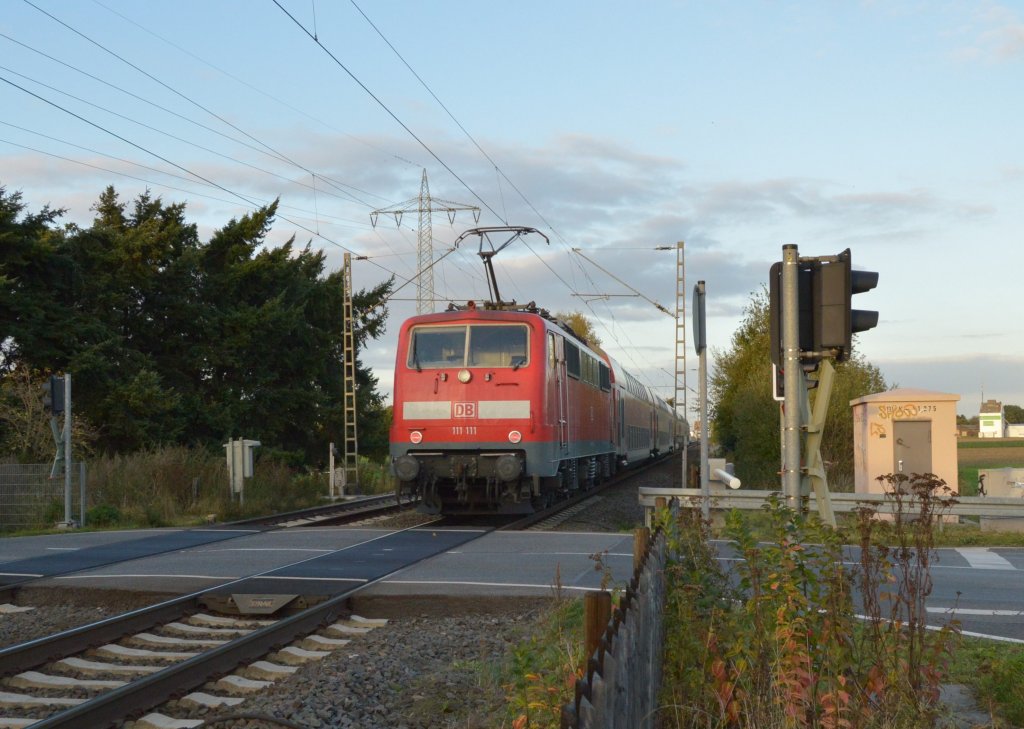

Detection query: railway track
(0, 494), (418, 606)
(229, 492), (416, 529)
(0, 588), (388, 729)
(0, 519), (482, 729)
(0, 461), (669, 726)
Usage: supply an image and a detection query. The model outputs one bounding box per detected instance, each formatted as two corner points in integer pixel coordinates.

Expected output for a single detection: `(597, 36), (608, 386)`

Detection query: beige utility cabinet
(850, 388), (960, 495)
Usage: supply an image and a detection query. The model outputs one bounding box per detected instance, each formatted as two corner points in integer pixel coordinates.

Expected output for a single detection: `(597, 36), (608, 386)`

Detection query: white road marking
(955, 548), (1015, 570)
(56, 574), (235, 580)
(927, 607), (1024, 617)
(383, 579), (611, 592)
(192, 548), (332, 553)
(257, 576), (368, 583)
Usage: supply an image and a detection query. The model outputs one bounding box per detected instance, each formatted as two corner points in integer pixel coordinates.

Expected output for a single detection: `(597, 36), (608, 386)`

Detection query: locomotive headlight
(508, 430), (522, 444)
(394, 455), (420, 482)
(457, 368), (472, 383)
(495, 454), (521, 482)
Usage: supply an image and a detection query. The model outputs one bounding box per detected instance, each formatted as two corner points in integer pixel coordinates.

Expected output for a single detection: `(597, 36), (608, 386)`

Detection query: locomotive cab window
(468, 324), (529, 368)
(408, 326), (466, 368)
(408, 324), (529, 369)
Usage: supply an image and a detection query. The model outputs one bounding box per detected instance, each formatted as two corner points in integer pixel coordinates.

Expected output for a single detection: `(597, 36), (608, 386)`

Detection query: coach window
(599, 363), (610, 391)
(408, 325), (466, 368)
(467, 325), (529, 368)
(565, 341), (581, 379)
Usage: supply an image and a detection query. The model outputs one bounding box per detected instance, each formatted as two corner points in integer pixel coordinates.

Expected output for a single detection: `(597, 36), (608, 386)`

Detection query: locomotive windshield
(408, 324), (528, 369)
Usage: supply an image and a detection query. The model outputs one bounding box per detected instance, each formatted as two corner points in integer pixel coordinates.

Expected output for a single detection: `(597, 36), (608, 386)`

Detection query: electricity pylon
(371, 169), (480, 314)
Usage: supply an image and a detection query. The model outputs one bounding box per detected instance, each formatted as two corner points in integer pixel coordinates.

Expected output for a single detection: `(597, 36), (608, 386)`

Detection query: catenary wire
(89, 0), (422, 172)
(271, 0), (504, 224)
(21, 0), (376, 206)
(0, 73), (424, 291)
(0, 63), (368, 208)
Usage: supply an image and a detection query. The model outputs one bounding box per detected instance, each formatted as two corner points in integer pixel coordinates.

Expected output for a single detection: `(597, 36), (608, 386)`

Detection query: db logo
(453, 402), (477, 419)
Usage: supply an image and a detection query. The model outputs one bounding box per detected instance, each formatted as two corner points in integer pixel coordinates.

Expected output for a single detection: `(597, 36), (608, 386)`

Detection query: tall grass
(82, 446), (394, 527)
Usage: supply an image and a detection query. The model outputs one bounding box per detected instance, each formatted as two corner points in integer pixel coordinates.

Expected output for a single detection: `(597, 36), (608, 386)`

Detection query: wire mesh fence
(0, 463), (84, 532)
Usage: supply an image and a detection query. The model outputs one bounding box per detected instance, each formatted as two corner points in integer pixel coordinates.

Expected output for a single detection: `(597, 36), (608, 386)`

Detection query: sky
(2, 0), (1022, 419)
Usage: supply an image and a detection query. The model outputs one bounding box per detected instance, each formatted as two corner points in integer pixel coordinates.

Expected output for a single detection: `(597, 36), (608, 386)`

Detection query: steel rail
(25, 591), (353, 729)
(228, 492), (408, 527)
(0, 495), (411, 605)
(0, 593), (201, 678)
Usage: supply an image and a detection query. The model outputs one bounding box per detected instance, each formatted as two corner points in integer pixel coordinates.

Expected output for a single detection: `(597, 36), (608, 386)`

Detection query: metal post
(237, 440), (244, 508)
(79, 461), (87, 527)
(63, 373), (73, 526)
(693, 281), (710, 520)
(328, 442), (336, 499)
(781, 245), (802, 508)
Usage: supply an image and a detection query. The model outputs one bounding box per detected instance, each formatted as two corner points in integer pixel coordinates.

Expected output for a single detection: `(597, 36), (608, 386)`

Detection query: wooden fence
(561, 522), (668, 728)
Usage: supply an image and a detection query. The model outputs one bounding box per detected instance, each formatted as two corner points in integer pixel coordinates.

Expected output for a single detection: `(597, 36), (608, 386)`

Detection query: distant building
(979, 399), (1006, 438)
(956, 423), (979, 438)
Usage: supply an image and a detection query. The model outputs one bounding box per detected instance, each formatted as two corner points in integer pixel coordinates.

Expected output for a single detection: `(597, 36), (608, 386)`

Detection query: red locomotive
(388, 227), (687, 514)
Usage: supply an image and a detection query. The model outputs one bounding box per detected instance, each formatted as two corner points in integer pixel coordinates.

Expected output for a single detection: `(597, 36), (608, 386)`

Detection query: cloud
(951, 4), (1024, 63)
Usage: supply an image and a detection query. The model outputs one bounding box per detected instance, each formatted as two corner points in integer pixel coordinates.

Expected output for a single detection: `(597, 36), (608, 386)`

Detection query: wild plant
(851, 473), (960, 725)
(660, 475), (959, 729)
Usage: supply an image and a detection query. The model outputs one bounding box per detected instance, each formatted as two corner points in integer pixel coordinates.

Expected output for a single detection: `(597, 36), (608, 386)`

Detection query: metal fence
(561, 525), (667, 729)
(639, 486), (1024, 517)
(0, 463), (85, 532)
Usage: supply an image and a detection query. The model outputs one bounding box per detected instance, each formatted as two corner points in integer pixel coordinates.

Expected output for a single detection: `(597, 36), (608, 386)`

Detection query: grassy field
(957, 438), (1024, 495)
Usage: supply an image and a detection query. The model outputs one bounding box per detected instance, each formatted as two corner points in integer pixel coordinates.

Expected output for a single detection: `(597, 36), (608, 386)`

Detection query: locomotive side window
(599, 363), (610, 391)
(408, 326), (466, 368)
(467, 325), (529, 368)
(565, 341), (581, 379)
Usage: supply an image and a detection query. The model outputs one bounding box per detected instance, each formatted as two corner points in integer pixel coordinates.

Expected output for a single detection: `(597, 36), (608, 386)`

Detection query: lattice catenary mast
(674, 241), (688, 486)
(341, 252), (358, 493)
(371, 169), (480, 314)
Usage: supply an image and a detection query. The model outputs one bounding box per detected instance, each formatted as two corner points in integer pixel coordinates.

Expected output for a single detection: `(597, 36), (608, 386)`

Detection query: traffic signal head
(42, 374), (65, 415)
(813, 249), (878, 362)
(769, 249), (878, 366)
(768, 260), (813, 366)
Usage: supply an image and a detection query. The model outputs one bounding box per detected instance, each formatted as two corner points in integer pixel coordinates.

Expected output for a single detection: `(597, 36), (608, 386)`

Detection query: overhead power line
(271, 0), (503, 223)
(1, 73), (427, 293)
(88, 0), (422, 173)
(20, 0), (375, 206)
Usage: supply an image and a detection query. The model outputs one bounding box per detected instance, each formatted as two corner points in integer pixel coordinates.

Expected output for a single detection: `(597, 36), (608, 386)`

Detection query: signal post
(769, 245), (879, 523)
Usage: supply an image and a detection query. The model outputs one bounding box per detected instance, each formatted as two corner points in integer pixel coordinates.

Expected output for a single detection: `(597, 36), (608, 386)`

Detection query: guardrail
(639, 487), (1024, 518)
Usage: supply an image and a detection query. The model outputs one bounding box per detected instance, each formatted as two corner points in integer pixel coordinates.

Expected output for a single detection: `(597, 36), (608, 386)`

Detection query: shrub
(86, 504), (123, 527)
